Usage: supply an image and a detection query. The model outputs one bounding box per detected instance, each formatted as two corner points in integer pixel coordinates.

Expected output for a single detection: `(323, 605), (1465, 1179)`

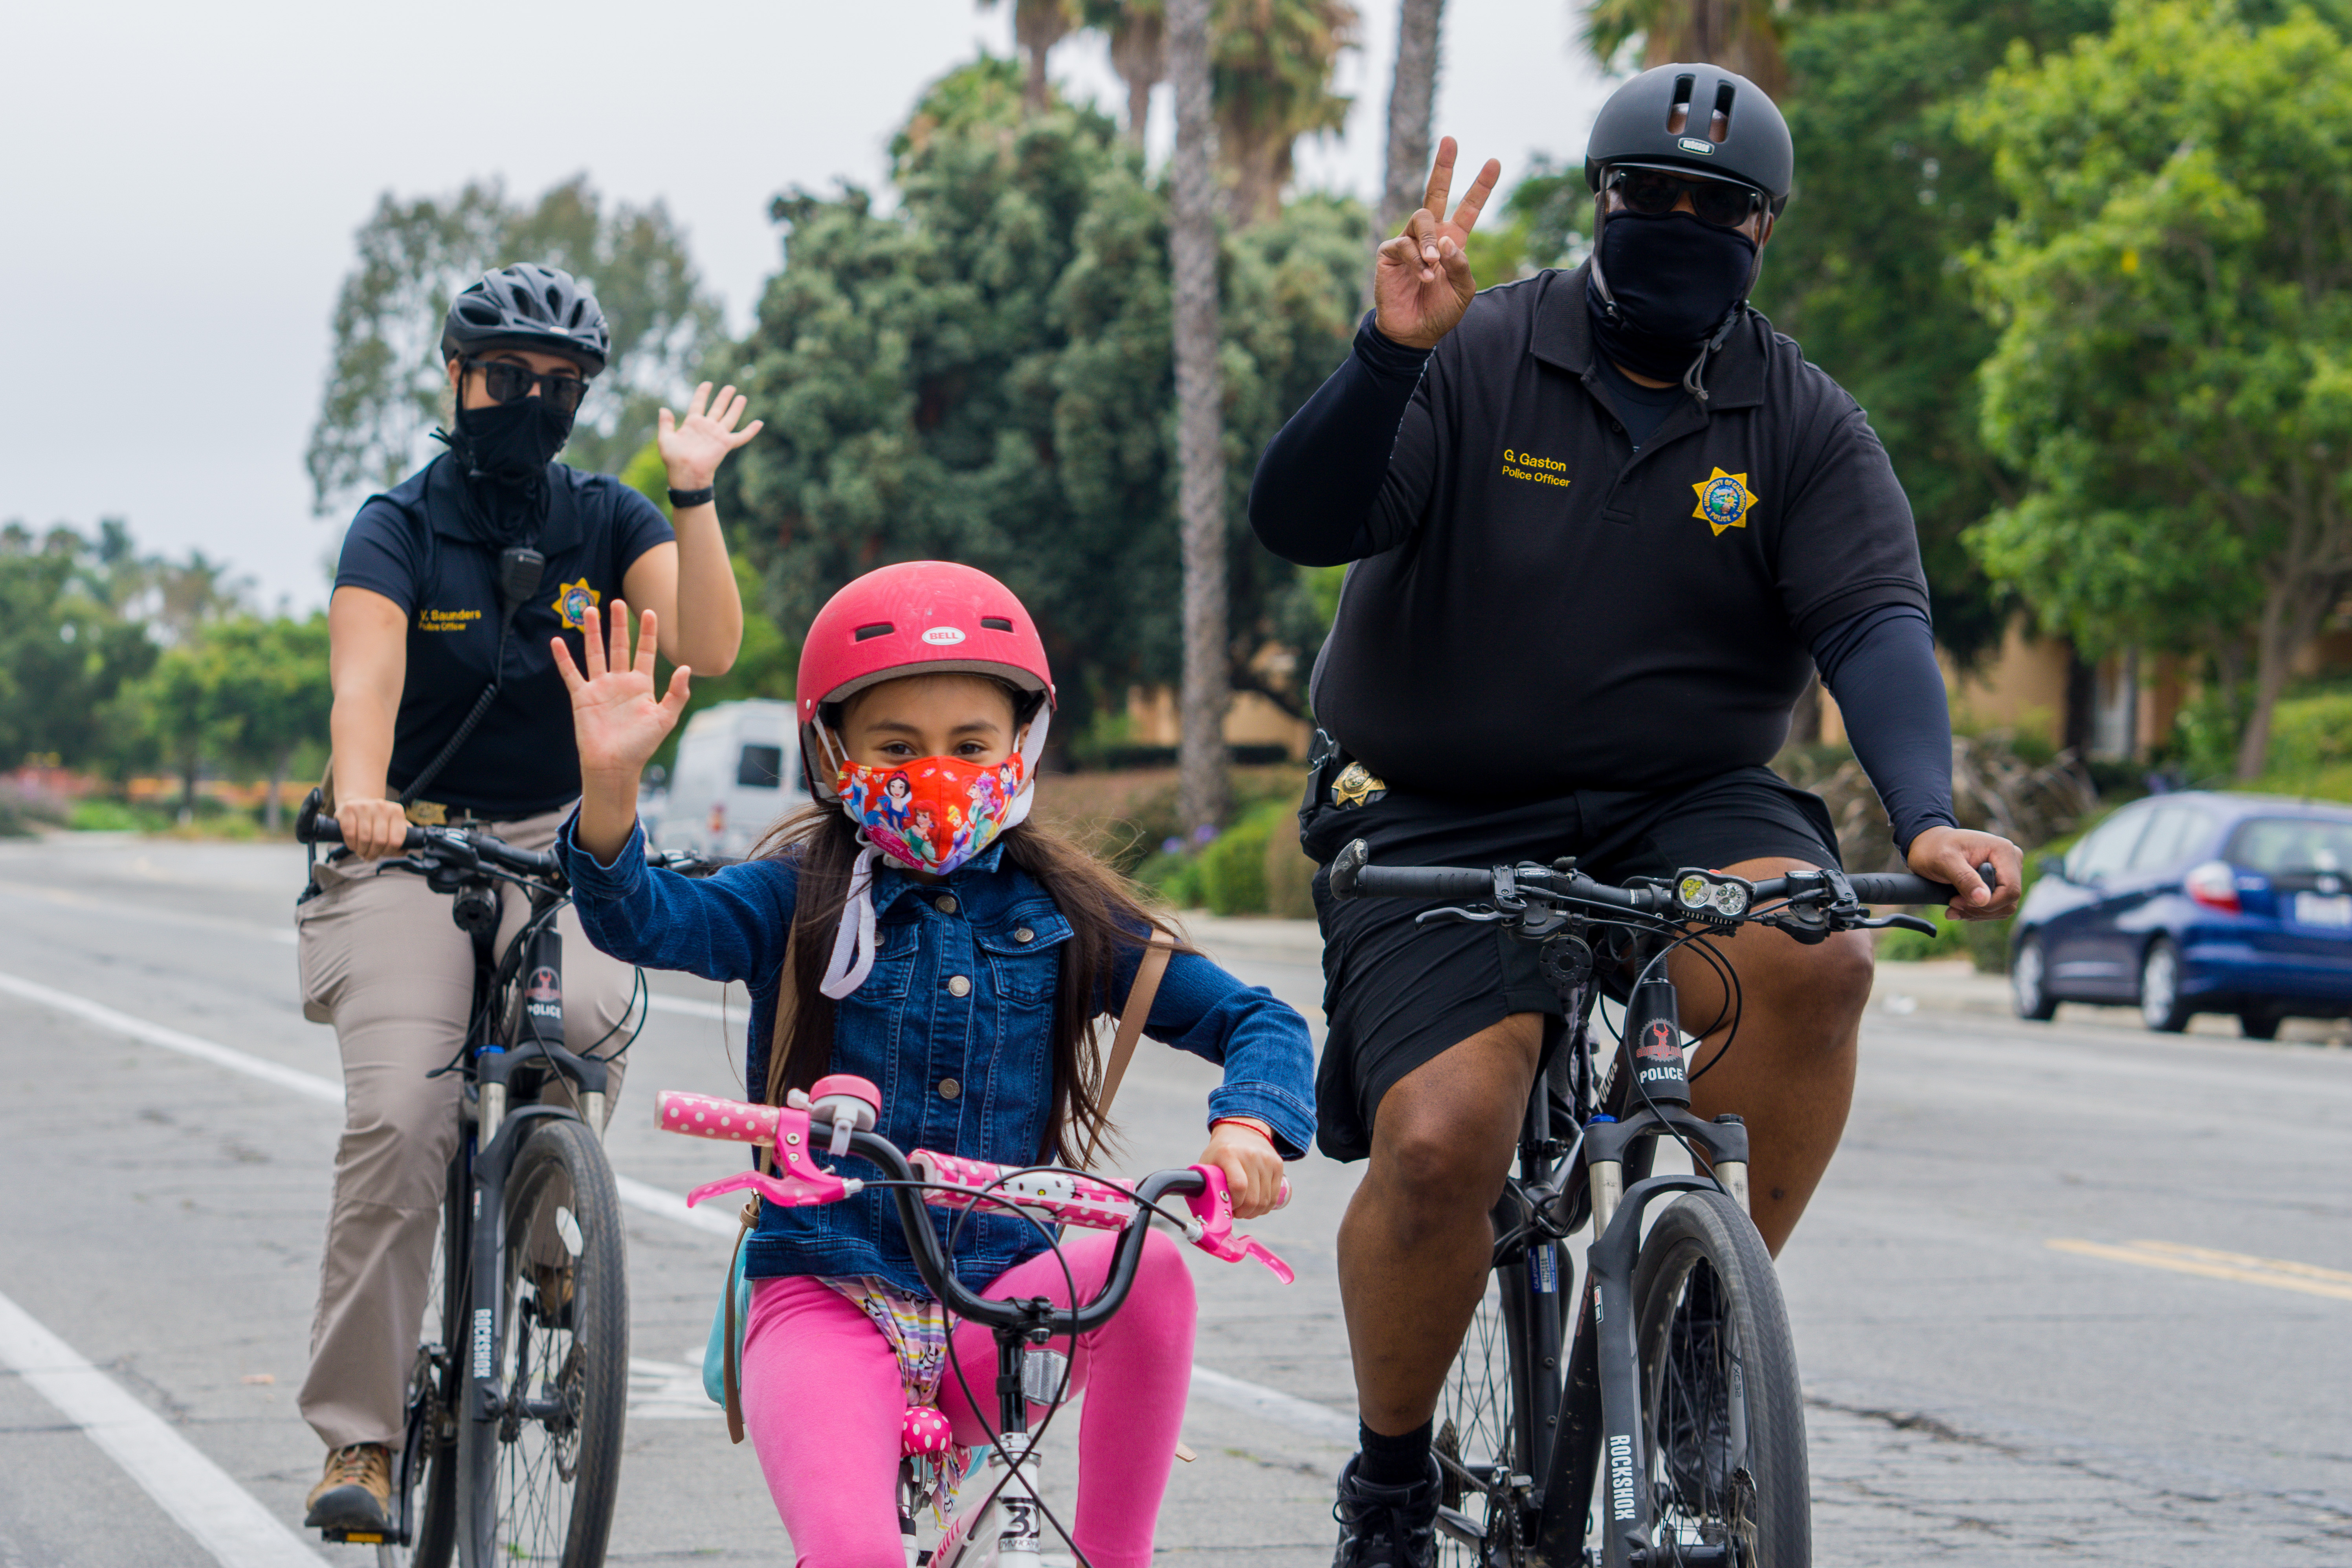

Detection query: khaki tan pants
(293, 806), (635, 1449)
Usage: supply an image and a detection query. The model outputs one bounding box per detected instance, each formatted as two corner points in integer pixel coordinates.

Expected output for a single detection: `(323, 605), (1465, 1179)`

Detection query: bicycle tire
(1630, 1191), (1808, 1568)
(380, 1168), (464, 1568)
(1435, 1243), (1573, 1568)
(456, 1116), (629, 1568)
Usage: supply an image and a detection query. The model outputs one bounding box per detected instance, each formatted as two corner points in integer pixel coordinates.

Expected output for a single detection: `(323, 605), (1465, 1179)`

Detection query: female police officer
(295, 262), (757, 1533)
(1250, 66), (2023, 1566)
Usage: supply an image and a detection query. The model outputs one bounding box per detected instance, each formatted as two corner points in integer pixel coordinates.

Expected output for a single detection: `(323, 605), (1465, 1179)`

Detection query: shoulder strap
(1081, 930), (1173, 1169)
(726, 928), (802, 1445)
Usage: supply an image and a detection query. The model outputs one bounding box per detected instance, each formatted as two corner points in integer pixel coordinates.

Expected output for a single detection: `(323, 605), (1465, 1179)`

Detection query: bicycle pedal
(320, 1527), (396, 1546)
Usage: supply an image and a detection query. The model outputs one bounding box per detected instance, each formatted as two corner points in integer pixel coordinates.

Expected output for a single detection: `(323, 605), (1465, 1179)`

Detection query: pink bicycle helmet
(795, 561), (1055, 799)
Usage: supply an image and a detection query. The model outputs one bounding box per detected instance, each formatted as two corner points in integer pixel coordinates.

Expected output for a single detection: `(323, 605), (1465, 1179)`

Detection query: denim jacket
(558, 817), (1317, 1297)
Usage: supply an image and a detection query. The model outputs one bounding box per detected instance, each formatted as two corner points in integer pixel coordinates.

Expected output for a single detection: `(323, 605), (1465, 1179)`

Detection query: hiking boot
(1331, 1453), (1440, 1568)
(530, 1260), (575, 1330)
(303, 1442), (392, 1534)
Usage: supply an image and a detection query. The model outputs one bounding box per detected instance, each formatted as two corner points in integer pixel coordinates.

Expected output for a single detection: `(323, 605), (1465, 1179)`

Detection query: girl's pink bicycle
(655, 1077), (1293, 1568)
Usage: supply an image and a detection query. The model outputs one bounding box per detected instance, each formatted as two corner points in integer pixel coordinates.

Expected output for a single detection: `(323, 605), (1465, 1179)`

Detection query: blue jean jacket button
(946, 974), (972, 998)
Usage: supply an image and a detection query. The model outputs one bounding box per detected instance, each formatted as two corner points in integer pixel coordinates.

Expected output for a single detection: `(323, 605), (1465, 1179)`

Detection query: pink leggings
(740, 1229), (1198, 1568)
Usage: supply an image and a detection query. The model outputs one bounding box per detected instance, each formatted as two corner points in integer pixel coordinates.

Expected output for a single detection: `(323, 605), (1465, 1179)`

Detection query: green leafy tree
(1963, 0), (2352, 778)
(199, 615), (332, 832)
(306, 175), (723, 515)
(721, 58), (1361, 749)
(1756, 0), (2110, 669)
(0, 525), (160, 772)
(1212, 0), (1359, 226)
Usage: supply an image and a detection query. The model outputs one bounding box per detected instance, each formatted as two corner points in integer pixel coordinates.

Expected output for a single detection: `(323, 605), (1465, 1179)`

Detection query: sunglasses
(1606, 167), (1768, 230)
(468, 358), (589, 415)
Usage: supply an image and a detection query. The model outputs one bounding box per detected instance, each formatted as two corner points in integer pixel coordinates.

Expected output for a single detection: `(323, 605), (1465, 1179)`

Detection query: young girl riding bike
(550, 561), (1316, 1568)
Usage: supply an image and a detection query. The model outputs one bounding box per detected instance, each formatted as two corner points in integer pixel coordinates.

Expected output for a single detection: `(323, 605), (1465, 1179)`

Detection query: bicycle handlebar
(1328, 837), (1994, 914)
(297, 808), (564, 880)
(654, 1089), (1294, 1333)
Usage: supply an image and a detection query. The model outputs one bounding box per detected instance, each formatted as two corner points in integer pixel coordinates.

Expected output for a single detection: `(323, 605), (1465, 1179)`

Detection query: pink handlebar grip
(656, 1089), (858, 1211)
(656, 1090), (784, 1146)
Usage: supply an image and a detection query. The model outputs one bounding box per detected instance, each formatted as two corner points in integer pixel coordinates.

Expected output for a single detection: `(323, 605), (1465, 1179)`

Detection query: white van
(653, 699), (807, 858)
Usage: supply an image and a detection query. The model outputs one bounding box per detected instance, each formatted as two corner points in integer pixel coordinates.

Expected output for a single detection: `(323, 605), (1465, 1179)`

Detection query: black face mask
(1589, 209), (1759, 383)
(449, 394), (574, 483)
(438, 395), (575, 546)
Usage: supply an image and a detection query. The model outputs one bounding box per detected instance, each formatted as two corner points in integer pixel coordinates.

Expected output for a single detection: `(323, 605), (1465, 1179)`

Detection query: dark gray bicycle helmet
(1583, 62), (1792, 213)
(440, 263), (610, 376)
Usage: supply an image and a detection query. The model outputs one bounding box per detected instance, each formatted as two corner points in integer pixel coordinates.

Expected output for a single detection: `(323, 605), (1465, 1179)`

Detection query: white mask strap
(1000, 706), (1051, 833)
(818, 843), (881, 1000)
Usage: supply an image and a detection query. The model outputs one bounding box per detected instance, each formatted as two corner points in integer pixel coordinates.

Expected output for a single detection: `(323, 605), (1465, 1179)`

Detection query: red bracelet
(1211, 1116), (1276, 1144)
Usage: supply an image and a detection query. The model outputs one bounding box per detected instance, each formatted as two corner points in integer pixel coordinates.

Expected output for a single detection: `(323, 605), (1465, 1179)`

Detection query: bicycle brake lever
(1415, 904), (1503, 927)
(1182, 1165), (1295, 1284)
(1857, 912), (1938, 936)
(664, 1096), (859, 1210)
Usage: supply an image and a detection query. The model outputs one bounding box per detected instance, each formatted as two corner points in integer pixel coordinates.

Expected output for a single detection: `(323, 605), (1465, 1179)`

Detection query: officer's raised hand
(1375, 136), (1503, 350)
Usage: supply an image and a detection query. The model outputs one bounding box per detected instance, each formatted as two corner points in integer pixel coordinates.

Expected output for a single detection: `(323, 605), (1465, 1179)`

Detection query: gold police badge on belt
(1332, 761), (1388, 808)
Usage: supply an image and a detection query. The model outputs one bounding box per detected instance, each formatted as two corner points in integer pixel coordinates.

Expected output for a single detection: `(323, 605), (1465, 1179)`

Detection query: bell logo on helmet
(1678, 137), (1716, 155)
(921, 626), (969, 646)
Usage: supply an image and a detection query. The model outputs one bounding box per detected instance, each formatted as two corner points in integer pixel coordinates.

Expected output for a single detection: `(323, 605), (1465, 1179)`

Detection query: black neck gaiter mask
(437, 396), (575, 547)
(1588, 209), (1758, 383)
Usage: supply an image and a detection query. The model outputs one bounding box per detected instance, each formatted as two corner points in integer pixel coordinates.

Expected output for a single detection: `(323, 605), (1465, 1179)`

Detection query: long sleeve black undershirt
(1249, 313), (1431, 566)
(1249, 317), (1958, 853)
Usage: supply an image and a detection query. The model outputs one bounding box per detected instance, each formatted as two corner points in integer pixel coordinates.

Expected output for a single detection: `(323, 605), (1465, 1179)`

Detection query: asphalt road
(3, 833), (2350, 1565)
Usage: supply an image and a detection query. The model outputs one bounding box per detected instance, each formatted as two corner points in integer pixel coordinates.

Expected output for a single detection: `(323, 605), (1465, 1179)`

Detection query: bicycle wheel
(456, 1116), (628, 1567)
(1435, 1245), (1570, 1568)
(1630, 1191), (1807, 1568)
(380, 1166), (463, 1568)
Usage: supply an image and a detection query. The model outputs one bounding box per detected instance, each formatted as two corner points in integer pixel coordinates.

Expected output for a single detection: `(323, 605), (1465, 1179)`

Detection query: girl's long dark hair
(750, 804), (1187, 1167)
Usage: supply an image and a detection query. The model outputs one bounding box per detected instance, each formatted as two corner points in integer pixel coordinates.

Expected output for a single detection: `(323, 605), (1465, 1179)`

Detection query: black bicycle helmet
(440, 263), (610, 376)
(1583, 62), (1792, 213)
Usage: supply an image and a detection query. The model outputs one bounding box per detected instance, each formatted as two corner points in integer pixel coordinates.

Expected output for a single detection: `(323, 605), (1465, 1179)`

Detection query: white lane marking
(0, 971), (341, 1106)
(1189, 1363), (1358, 1443)
(2, 968), (1362, 1444)
(0, 1285), (330, 1568)
(646, 993), (733, 1021)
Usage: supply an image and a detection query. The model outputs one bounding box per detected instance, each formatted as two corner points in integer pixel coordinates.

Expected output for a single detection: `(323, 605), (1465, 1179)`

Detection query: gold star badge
(1690, 469), (1760, 536)
(1331, 761), (1388, 809)
(550, 578), (601, 631)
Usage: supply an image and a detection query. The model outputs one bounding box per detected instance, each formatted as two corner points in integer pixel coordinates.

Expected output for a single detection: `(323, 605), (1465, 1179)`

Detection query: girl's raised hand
(552, 600), (691, 783)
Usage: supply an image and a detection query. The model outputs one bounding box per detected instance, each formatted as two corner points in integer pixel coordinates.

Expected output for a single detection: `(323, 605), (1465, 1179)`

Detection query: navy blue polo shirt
(334, 455), (674, 818)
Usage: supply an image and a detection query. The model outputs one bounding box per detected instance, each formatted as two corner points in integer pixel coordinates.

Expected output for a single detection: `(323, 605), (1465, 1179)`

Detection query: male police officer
(1249, 64), (2024, 1565)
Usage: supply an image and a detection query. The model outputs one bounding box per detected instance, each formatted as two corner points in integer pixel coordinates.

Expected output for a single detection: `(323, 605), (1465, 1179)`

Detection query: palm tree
(1168, 0), (1229, 837)
(1378, 0), (1446, 237)
(1582, 0), (1785, 97)
(1084, 0), (1167, 145)
(1212, 0), (1359, 226)
(983, 0), (1083, 113)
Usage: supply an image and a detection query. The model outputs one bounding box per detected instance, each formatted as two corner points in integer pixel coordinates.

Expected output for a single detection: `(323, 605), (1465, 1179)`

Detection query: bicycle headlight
(1710, 879), (1750, 917)
(1679, 874), (1712, 911)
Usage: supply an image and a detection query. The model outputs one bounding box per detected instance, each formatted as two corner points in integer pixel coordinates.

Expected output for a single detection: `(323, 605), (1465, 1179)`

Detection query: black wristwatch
(667, 485), (716, 510)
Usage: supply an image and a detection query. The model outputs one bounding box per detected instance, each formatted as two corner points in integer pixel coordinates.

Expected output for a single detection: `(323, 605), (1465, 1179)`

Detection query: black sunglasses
(1607, 167), (1768, 230)
(468, 358), (589, 415)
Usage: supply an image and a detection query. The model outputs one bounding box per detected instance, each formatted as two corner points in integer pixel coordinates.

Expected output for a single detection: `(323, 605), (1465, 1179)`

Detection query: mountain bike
(655, 1074), (1295, 1568)
(1330, 838), (1972, 1568)
(295, 795), (718, 1568)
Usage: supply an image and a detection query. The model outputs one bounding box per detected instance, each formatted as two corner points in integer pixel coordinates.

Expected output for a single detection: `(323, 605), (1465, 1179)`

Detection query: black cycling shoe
(1331, 1453), (1440, 1568)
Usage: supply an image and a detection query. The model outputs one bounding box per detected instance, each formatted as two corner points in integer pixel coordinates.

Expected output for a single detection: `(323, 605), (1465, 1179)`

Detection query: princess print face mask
(837, 752), (1027, 875)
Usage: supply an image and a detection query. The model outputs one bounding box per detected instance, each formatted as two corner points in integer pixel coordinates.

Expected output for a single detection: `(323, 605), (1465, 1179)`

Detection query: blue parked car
(2009, 792), (2352, 1037)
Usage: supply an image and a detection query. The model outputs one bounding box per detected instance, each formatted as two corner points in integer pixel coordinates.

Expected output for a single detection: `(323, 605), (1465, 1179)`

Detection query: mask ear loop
(998, 706), (1052, 833)
(818, 841), (882, 1000)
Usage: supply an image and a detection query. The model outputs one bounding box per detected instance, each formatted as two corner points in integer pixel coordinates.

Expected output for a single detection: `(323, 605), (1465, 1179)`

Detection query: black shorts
(1301, 764), (1841, 1162)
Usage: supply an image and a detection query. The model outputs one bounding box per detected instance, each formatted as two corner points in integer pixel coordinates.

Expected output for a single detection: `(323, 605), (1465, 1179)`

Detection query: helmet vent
(981, 617), (1013, 632)
(1667, 73), (1695, 136)
(1711, 82), (1736, 142)
(853, 623), (895, 641)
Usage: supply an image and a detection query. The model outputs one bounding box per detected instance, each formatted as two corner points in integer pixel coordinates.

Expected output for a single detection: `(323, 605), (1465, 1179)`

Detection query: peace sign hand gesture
(1374, 137), (1504, 351)
(657, 381), (763, 492)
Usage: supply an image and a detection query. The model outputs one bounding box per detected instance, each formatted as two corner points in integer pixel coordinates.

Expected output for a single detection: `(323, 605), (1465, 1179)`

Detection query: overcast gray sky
(2, 0), (1606, 613)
